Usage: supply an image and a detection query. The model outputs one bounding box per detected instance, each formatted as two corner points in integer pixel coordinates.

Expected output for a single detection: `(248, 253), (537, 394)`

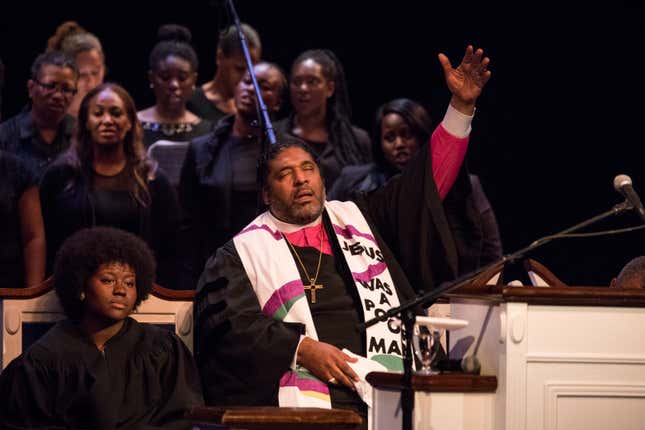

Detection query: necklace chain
(283, 225), (325, 302)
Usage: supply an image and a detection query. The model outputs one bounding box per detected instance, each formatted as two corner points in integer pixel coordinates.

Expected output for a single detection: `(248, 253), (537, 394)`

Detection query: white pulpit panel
(369, 373), (497, 430)
(556, 395), (645, 430)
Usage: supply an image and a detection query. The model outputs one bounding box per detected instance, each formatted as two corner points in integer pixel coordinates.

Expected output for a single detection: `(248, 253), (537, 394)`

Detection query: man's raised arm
(361, 45), (492, 292)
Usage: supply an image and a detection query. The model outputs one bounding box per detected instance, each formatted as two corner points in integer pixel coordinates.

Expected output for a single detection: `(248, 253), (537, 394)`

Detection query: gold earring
(80, 291), (85, 301)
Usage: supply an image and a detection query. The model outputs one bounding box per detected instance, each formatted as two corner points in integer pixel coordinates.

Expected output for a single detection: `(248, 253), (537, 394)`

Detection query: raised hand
(438, 45), (491, 115)
(297, 337), (359, 390)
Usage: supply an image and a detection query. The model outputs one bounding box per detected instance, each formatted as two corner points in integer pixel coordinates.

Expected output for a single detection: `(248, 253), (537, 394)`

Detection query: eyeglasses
(33, 78), (77, 96)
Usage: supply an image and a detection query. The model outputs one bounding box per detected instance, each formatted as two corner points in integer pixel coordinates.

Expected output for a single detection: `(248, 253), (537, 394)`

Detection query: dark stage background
(1, 2), (643, 286)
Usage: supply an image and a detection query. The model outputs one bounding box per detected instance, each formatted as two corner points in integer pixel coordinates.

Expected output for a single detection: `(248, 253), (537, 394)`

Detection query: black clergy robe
(0, 318), (203, 430)
(194, 141), (461, 407)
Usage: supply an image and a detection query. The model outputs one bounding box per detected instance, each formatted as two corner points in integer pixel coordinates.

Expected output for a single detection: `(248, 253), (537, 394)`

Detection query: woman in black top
(137, 24), (212, 148)
(40, 83), (181, 288)
(274, 49), (371, 188)
(178, 62), (286, 288)
(0, 227), (203, 429)
(0, 150), (45, 288)
(329, 98), (503, 272)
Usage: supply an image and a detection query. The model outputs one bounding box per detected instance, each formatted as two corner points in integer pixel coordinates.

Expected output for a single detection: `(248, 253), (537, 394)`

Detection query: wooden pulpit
(444, 259), (645, 430)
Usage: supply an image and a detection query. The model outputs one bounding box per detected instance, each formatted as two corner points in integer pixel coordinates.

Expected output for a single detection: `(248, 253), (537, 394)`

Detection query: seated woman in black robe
(0, 226), (203, 429)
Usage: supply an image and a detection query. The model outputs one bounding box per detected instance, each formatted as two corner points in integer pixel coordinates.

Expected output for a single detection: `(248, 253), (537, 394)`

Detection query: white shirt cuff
(291, 335), (307, 369)
(441, 103), (474, 138)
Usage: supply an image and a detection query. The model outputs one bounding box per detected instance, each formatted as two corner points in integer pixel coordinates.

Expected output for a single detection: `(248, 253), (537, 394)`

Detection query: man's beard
(270, 189), (326, 225)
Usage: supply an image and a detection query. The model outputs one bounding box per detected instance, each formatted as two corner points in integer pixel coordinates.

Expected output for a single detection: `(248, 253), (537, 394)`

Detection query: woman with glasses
(137, 24), (212, 148)
(0, 51), (78, 179)
(39, 83), (182, 289)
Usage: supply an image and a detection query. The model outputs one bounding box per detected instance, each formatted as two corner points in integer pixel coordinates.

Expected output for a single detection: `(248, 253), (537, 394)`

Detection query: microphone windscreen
(461, 355), (481, 375)
(614, 174), (632, 191)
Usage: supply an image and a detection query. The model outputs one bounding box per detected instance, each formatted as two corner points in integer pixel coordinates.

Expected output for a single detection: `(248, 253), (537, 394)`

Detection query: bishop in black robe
(194, 43), (490, 414)
(194, 139), (462, 408)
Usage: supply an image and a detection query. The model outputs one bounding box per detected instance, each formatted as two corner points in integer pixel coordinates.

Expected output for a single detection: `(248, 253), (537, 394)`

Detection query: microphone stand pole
(224, 0), (277, 145)
(361, 200), (632, 430)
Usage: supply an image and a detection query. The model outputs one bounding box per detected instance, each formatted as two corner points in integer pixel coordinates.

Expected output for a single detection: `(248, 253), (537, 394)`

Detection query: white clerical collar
(267, 210), (322, 233)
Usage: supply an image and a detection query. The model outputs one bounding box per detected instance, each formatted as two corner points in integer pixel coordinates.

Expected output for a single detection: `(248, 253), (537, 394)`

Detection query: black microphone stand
(224, 0), (277, 145)
(361, 200), (633, 430)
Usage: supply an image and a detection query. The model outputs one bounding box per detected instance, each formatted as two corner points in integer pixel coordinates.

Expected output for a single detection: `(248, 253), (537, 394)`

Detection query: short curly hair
(256, 134), (320, 190)
(613, 256), (645, 289)
(30, 50), (79, 81)
(53, 227), (156, 321)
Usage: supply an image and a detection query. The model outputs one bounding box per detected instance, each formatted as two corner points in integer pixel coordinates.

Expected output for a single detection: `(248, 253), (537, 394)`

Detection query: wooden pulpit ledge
(444, 258), (645, 307)
(366, 371), (497, 393)
(186, 406), (363, 430)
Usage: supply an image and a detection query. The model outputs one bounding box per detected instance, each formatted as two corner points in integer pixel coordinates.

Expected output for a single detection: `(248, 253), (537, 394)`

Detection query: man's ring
(328, 377), (337, 384)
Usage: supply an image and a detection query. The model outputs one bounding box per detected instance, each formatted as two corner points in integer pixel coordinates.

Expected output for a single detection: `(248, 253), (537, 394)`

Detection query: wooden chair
(0, 277), (194, 369)
(467, 260), (506, 289)
(523, 258), (568, 287)
(459, 258), (569, 292)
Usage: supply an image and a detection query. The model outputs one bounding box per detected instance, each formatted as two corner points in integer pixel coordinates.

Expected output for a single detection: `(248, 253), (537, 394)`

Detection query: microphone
(461, 355), (482, 374)
(438, 304), (494, 375)
(436, 356), (481, 374)
(614, 174), (645, 222)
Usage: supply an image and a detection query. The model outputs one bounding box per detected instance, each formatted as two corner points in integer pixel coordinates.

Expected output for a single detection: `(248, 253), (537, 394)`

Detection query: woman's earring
(80, 291), (85, 301)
